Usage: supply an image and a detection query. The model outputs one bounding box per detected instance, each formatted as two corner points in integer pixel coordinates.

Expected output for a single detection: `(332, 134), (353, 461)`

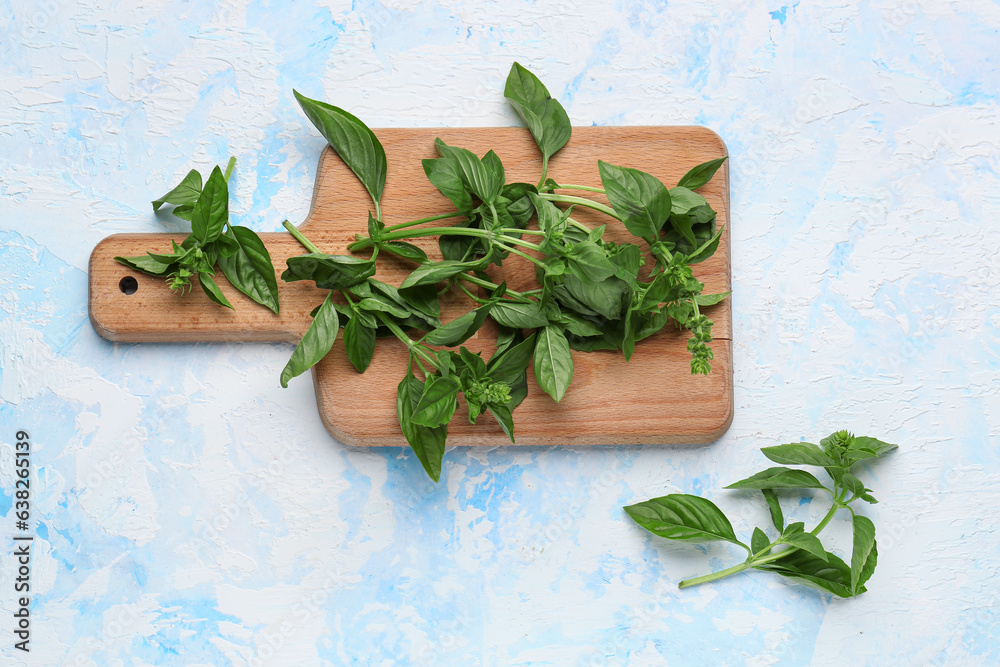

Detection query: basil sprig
(116, 158), (280, 313)
(624, 430), (897, 597)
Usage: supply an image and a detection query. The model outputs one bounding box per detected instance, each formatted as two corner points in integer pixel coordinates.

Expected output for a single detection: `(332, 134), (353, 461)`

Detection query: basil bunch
(115, 158), (280, 313)
(625, 430), (897, 597)
(281, 62), (729, 481)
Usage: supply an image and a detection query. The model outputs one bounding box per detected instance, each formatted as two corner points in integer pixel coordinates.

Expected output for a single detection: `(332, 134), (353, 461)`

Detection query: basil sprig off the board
(281, 62), (728, 482)
(624, 431), (897, 597)
(115, 158), (280, 313)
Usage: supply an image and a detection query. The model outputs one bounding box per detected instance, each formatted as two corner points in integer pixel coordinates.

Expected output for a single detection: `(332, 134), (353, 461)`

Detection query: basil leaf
(422, 304), (493, 347)
(282, 253), (376, 290)
(850, 436), (899, 460)
(850, 516), (877, 595)
(724, 467), (827, 491)
(557, 311), (603, 338)
(676, 157), (727, 190)
(487, 403), (515, 443)
(490, 300), (548, 329)
(217, 226), (280, 314)
(561, 273), (629, 320)
(198, 272), (233, 310)
(751, 527), (770, 555)
(294, 90), (387, 205)
(411, 375), (460, 428)
(695, 291), (730, 307)
(397, 283), (441, 321)
(357, 296), (410, 319)
(757, 550), (857, 598)
(343, 316), (376, 373)
(434, 138), (503, 205)
(530, 192), (568, 237)
(191, 165), (228, 244)
(761, 489), (784, 532)
(401, 259), (479, 288)
(669, 186), (708, 215)
(171, 204), (195, 221)
(422, 155), (474, 215)
(567, 240), (617, 283)
(761, 443), (839, 468)
(280, 292), (339, 388)
(504, 62), (571, 163)
(381, 241), (429, 263)
(779, 530), (828, 562)
(598, 161), (671, 240)
(115, 254), (174, 276)
(487, 333), (536, 385)
(397, 372), (446, 483)
(533, 326), (573, 402)
(502, 182), (538, 228)
(152, 168), (203, 211)
(623, 494), (742, 545)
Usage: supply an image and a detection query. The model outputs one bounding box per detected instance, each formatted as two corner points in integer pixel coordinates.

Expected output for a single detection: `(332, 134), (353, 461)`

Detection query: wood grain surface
(89, 126), (732, 446)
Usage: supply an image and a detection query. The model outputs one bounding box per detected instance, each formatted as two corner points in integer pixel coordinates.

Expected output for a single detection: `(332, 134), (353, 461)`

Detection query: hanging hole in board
(119, 276), (138, 295)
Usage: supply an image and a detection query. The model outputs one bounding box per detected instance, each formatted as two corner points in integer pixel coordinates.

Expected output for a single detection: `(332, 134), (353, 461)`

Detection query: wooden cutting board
(89, 126), (732, 447)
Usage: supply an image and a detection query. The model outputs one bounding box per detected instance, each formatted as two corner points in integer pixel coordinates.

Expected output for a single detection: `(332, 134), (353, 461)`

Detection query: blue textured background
(2, 1), (999, 665)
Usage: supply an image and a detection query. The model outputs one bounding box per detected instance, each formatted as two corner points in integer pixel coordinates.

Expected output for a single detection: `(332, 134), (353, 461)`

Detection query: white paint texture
(2, 0), (999, 665)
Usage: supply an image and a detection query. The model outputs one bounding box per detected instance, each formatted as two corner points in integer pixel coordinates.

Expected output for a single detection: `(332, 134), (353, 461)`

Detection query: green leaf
(381, 241), (429, 263)
(282, 253), (376, 290)
(560, 273), (629, 320)
(357, 296), (410, 319)
(778, 530), (829, 562)
(400, 259), (480, 288)
(598, 161), (671, 240)
(152, 168), (203, 211)
(411, 375), (460, 428)
(294, 90), (387, 205)
(751, 527), (770, 554)
(343, 316), (376, 373)
(758, 549), (858, 598)
(422, 155), (474, 215)
(850, 515), (877, 595)
(397, 283), (442, 321)
(851, 436), (899, 460)
(487, 333), (537, 385)
(623, 494), (742, 545)
(422, 304), (493, 347)
(217, 226), (280, 313)
(490, 300), (548, 329)
(280, 292), (339, 388)
(761, 489), (784, 532)
(190, 166), (228, 244)
(198, 272), (234, 310)
(725, 467), (828, 491)
(486, 404), (515, 443)
(530, 193), (569, 237)
(694, 291), (730, 307)
(504, 62), (571, 163)
(434, 138), (503, 205)
(761, 443), (839, 468)
(677, 157), (727, 190)
(567, 241), (617, 283)
(668, 186), (709, 216)
(397, 372), (447, 483)
(533, 326), (573, 402)
(115, 254), (175, 276)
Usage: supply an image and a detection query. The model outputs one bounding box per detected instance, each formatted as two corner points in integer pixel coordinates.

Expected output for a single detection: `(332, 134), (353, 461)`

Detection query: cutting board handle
(88, 232), (323, 343)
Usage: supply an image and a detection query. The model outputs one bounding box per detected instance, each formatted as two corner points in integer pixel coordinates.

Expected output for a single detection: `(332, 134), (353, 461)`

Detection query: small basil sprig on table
(624, 430), (897, 597)
(115, 158), (280, 313)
